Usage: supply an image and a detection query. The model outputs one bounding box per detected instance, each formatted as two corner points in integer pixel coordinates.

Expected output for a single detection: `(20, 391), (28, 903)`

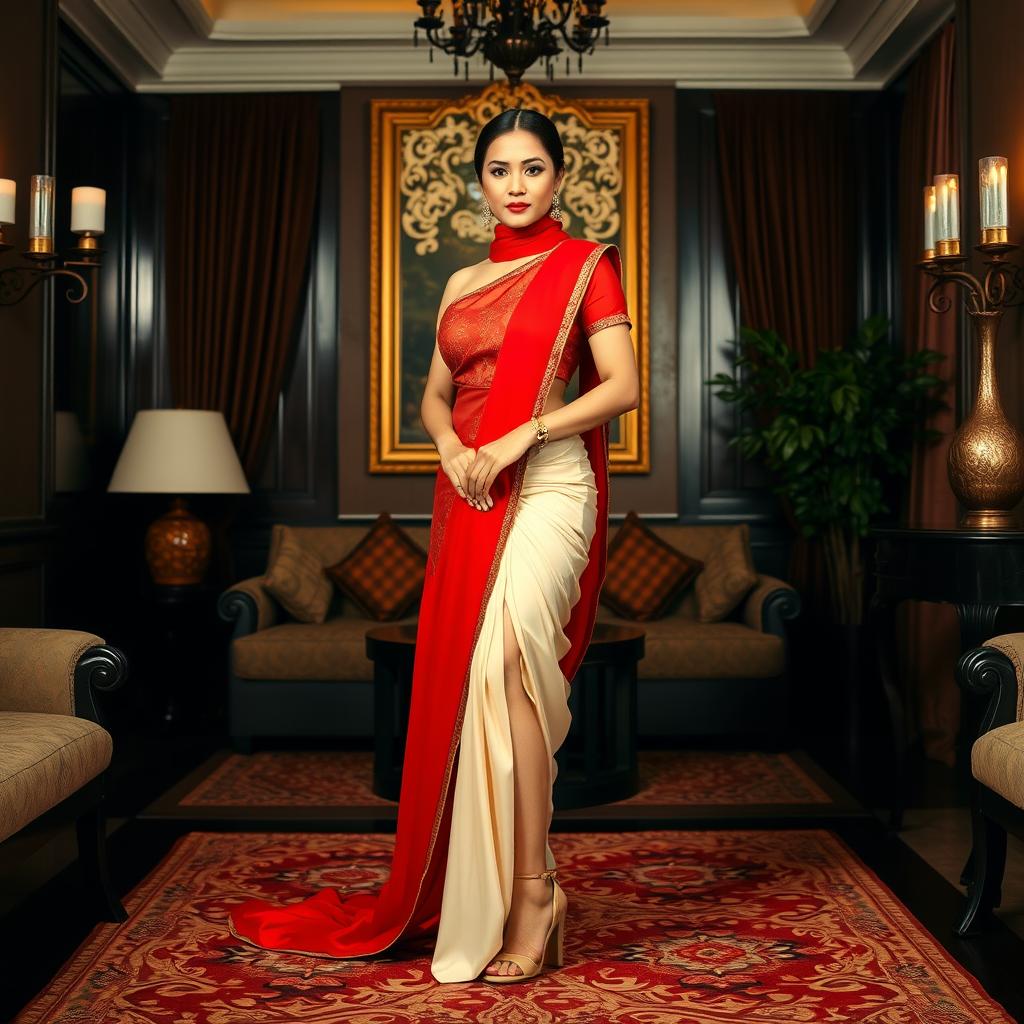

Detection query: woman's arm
(420, 343), (461, 461)
(420, 271), (467, 462)
(462, 321), (639, 508)
(421, 270), (493, 508)
(525, 321), (639, 443)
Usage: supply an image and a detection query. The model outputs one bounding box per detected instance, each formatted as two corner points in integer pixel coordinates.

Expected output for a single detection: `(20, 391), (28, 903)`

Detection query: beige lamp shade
(107, 409), (250, 494)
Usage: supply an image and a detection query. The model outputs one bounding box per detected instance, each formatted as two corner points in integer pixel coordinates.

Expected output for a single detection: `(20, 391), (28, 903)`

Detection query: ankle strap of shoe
(514, 869), (557, 880)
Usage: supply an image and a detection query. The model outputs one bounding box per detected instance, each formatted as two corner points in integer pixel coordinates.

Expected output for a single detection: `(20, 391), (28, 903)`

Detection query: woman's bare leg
(482, 600), (557, 977)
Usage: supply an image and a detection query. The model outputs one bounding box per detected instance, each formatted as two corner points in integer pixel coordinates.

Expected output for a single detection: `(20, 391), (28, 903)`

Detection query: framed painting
(368, 80), (649, 474)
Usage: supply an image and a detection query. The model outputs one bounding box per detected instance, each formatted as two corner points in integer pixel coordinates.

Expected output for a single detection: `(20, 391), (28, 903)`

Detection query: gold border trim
(534, 244), (613, 417)
(584, 312), (632, 338)
(441, 244), (564, 314)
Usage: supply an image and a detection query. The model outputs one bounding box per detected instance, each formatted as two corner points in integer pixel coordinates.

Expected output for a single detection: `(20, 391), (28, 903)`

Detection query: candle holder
(0, 256), (91, 306)
(917, 239), (1024, 529)
(0, 177), (103, 307)
(0, 232), (101, 303)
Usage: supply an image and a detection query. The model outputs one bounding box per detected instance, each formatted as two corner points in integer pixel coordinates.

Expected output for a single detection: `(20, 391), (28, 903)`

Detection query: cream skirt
(429, 432), (598, 983)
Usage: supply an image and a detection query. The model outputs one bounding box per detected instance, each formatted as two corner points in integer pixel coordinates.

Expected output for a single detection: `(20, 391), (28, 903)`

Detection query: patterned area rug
(16, 829), (1012, 1023)
(174, 749), (834, 807)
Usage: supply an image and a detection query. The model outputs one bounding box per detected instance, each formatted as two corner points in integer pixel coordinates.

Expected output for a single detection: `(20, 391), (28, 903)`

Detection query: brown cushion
(263, 525), (333, 624)
(599, 510), (704, 620)
(695, 523), (758, 623)
(324, 512), (427, 621)
(596, 606), (785, 678)
(232, 613), (418, 681)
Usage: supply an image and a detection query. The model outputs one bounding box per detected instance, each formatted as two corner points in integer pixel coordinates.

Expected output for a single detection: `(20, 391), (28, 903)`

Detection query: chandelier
(413, 1), (611, 87)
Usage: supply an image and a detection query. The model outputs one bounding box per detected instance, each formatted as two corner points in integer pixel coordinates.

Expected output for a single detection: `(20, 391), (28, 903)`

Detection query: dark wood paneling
(0, 533), (53, 626)
(0, 1), (58, 622)
(45, 19), (142, 636)
(0, 1), (56, 528)
(853, 90), (903, 335)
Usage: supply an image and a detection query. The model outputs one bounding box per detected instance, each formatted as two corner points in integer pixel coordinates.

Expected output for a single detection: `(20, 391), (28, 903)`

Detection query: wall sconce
(0, 175), (105, 306)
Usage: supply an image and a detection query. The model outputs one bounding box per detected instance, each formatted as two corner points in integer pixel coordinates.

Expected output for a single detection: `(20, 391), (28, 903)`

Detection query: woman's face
(479, 128), (564, 229)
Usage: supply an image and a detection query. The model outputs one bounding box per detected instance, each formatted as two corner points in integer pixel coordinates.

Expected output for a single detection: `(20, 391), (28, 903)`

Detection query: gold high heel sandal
(482, 868), (567, 983)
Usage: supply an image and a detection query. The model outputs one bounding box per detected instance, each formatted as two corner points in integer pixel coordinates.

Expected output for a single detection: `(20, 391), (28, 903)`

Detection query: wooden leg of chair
(960, 847), (974, 888)
(75, 799), (128, 923)
(956, 804), (1007, 936)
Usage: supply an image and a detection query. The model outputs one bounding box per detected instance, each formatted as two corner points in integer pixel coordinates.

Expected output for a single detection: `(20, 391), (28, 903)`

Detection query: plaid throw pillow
(263, 526), (333, 624)
(695, 523), (759, 623)
(600, 510), (704, 620)
(324, 511), (427, 621)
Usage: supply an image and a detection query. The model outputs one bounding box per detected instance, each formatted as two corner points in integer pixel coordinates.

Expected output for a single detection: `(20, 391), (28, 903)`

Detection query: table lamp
(107, 409), (251, 585)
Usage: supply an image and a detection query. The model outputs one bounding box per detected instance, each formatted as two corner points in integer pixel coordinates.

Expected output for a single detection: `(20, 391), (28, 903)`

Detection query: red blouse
(438, 247), (631, 390)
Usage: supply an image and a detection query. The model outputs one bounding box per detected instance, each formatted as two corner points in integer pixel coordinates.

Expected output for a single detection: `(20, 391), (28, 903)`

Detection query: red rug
(176, 749), (833, 807)
(15, 829), (1011, 1023)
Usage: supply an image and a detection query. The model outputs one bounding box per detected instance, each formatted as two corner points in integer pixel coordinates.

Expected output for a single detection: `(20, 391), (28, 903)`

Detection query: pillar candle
(29, 174), (55, 245)
(933, 173), (959, 242)
(0, 179), (14, 225)
(979, 156), (1008, 231)
(71, 186), (106, 234)
(923, 185), (936, 254)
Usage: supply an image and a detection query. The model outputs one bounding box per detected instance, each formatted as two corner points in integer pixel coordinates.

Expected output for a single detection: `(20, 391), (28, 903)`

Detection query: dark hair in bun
(473, 107), (565, 181)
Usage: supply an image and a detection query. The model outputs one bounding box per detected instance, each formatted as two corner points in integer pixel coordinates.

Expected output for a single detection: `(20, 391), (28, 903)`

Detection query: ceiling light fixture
(413, 1), (611, 87)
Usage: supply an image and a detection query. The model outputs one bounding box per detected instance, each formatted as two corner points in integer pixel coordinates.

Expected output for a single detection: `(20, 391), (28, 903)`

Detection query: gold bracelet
(531, 415), (549, 449)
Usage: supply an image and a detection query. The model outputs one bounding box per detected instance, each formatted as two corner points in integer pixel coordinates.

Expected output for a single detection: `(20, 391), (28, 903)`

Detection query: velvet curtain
(896, 19), (961, 764)
(712, 90), (855, 609)
(165, 93), (320, 482)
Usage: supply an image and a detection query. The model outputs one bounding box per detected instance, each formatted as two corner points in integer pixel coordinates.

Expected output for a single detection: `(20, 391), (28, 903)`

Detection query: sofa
(0, 628), (129, 923)
(955, 632), (1024, 935)
(220, 522), (801, 752)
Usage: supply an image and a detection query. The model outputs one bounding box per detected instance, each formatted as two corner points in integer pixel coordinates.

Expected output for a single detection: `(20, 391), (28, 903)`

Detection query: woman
(228, 107), (638, 984)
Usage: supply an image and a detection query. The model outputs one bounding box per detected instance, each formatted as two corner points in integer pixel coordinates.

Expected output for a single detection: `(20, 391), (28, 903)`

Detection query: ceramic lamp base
(145, 496), (210, 585)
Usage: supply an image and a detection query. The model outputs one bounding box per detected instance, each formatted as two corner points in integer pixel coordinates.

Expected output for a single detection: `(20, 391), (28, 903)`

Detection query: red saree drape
(228, 237), (615, 957)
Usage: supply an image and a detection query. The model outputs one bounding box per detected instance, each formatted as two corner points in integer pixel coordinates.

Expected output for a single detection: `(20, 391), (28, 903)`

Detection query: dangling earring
(550, 191), (562, 222)
(479, 198), (493, 231)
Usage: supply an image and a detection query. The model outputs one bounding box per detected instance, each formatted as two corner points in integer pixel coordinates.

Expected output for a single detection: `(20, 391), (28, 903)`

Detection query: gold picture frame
(368, 81), (649, 474)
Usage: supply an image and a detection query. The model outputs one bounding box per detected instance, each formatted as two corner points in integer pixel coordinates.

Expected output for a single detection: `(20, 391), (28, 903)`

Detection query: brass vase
(947, 308), (1024, 528)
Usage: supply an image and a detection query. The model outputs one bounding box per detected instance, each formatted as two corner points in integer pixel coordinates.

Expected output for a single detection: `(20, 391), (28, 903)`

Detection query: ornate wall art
(368, 80), (648, 473)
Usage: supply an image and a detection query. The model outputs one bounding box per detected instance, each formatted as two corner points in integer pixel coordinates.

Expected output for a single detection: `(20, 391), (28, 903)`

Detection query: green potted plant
(707, 313), (948, 626)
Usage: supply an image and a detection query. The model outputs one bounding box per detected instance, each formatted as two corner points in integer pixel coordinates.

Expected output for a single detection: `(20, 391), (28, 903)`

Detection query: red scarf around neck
(489, 212), (567, 262)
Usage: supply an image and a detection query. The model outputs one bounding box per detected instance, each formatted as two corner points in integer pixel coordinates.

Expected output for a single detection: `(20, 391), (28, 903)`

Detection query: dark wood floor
(3, 728), (1024, 1022)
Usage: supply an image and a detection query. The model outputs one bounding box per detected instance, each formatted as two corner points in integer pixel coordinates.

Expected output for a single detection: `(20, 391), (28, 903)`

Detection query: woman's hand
(437, 438), (479, 508)
(463, 423), (536, 510)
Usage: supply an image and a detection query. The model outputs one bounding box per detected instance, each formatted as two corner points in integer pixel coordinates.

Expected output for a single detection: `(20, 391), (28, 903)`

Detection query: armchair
(954, 632), (1024, 934)
(0, 628), (130, 923)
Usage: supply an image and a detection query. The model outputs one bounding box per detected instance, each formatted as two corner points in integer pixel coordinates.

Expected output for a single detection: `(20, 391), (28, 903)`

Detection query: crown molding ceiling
(58, 0), (954, 93)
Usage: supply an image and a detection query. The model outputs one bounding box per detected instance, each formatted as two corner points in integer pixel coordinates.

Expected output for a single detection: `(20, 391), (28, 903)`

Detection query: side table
(142, 581), (219, 732)
(367, 622), (645, 809)
(868, 525), (1024, 827)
